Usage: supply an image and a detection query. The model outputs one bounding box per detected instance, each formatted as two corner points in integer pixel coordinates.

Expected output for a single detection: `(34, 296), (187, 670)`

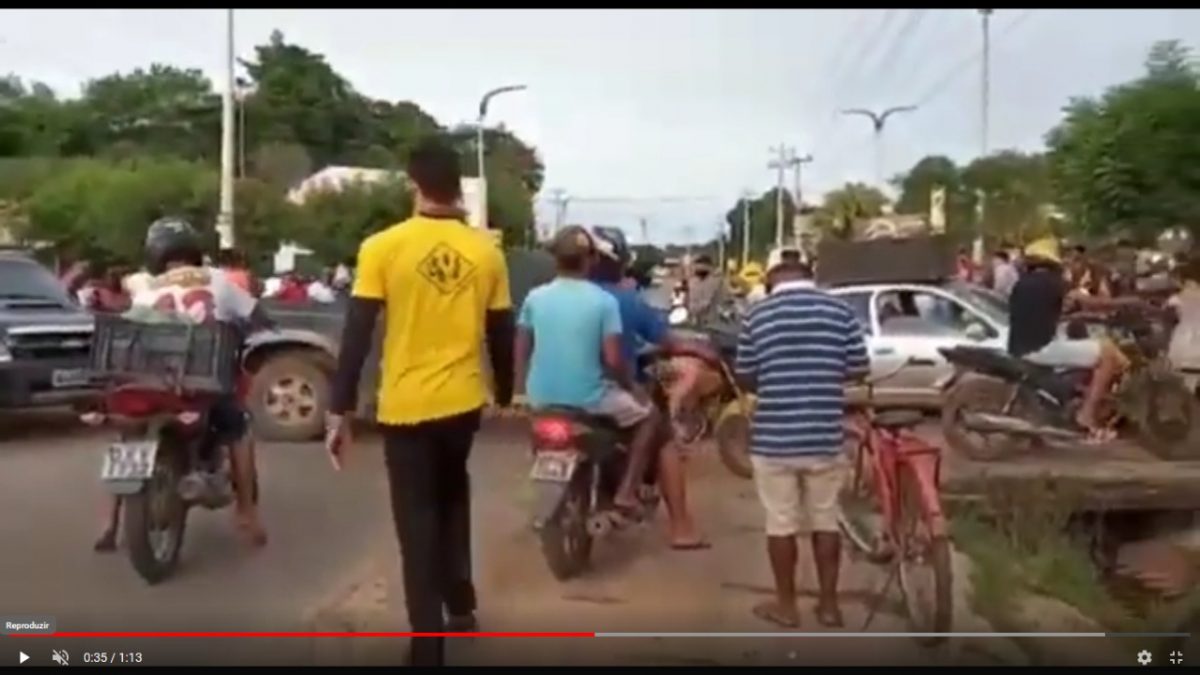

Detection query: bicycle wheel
(896, 466), (952, 644)
(837, 444), (891, 564)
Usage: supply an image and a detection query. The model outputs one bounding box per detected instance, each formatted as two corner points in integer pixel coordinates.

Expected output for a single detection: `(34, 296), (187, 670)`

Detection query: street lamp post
(216, 8), (236, 250)
(476, 84), (527, 230)
(975, 8), (995, 265)
(841, 105), (918, 187)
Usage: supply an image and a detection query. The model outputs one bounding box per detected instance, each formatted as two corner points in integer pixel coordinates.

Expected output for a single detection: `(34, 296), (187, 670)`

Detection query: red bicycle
(837, 360), (952, 644)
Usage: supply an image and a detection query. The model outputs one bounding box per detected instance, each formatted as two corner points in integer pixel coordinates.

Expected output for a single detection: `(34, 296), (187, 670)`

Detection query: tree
(1046, 40), (1200, 242)
(293, 178), (413, 263)
(20, 158), (217, 263)
(79, 64), (220, 160)
(812, 182), (888, 240)
(725, 188), (794, 263)
(962, 151), (1050, 244)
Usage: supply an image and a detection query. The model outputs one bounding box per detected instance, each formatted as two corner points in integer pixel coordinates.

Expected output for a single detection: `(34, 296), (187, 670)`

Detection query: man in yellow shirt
(325, 137), (514, 667)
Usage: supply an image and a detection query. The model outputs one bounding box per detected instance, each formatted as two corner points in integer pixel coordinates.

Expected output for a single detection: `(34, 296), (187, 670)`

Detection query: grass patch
(952, 476), (1200, 647)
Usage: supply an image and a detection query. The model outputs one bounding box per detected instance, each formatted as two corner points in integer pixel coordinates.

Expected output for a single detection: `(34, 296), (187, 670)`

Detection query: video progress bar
(595, 632), (1190, 638)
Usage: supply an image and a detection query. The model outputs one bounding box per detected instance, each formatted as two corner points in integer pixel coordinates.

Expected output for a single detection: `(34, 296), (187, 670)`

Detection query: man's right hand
(324, 413), (352, 471)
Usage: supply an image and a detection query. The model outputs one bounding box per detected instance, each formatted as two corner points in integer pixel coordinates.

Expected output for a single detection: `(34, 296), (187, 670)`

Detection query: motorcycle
(940, 309), (1200, 461)
(528, 405), (662, 581)
(652, 310), (754, 478)
(84, 316), (254, 584)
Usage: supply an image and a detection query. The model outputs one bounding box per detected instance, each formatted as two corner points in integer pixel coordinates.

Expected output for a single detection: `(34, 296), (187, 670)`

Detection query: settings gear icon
(1138, 650), (1153, 666)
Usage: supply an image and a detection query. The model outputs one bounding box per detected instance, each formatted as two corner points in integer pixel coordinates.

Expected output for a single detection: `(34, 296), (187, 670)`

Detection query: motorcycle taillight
(531, 417), (575, 450)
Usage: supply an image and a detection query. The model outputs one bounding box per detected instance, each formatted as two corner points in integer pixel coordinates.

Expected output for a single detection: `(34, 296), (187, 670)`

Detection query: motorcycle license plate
(100, 441), (159, 481)
(529, 451), (578, 483)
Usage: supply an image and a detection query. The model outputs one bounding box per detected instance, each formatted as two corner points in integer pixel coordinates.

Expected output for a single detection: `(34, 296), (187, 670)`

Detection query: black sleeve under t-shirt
(1007, 269), (1066, 357)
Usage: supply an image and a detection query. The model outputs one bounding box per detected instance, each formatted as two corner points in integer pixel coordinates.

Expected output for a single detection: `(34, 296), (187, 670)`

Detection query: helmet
(590, 226), (631, 268)
(145, 217), (203, 275)
(1023, 237), (1062, 266)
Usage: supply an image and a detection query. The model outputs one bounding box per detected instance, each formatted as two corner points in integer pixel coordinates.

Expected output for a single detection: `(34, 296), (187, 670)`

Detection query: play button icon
(18, 652), (29, 664)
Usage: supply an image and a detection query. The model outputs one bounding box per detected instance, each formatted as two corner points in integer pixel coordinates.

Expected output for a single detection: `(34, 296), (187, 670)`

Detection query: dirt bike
(85, 315), (256, 584)
(649, 314), (756, 478)
(940, 309), (1200, 461)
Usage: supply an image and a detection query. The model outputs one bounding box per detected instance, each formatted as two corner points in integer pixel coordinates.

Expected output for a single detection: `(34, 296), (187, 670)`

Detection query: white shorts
(1023, 338), (1102, 370)
(586, 386), (652, 429)
(751, 454), (847, 536)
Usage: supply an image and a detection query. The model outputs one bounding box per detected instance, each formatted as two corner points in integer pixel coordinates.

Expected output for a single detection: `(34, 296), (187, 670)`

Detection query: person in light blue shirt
(515, 226), (659, 518)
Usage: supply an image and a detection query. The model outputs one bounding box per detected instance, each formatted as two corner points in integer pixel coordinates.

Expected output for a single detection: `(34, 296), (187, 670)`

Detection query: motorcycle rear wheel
(538, 470), (593, 581)
(125, 437), (188, 585)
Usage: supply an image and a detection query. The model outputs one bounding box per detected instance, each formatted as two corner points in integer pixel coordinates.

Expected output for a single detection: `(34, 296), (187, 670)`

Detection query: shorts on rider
(1022, 334), (1103, 370)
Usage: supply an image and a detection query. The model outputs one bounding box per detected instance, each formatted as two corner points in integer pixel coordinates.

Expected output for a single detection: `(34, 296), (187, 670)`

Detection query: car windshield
(949, 282), (1009, 327)
(0, 258), (71, 305)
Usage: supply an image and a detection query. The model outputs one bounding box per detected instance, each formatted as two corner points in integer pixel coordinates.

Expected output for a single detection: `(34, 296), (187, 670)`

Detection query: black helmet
(590, 225), (631, 268)
(145, 217), (203, 275)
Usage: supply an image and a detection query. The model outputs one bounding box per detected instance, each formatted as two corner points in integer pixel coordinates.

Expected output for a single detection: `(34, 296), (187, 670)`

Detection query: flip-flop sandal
(608, 504), (645, 527)
(93, 531), (117, 553)
(814, 605), (845, 628)
(670, 539), (712, 551)
(1081, 427), (1118, 445)
(752, 601), (799, 628)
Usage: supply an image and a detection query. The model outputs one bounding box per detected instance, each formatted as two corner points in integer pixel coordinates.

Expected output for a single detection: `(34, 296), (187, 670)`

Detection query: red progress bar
(9, 632), (594, 638)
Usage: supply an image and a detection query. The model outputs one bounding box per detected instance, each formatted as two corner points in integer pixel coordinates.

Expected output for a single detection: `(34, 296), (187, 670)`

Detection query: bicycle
(837, 359), (952, 645)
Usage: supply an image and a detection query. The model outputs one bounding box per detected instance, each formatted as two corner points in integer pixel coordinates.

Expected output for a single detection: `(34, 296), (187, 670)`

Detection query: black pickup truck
(0, 252), (98, 410)
(244, 248), (554, 441)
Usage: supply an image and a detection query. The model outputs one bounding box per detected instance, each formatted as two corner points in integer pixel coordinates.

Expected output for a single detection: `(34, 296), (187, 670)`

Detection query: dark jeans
(382, 408), (482, 667)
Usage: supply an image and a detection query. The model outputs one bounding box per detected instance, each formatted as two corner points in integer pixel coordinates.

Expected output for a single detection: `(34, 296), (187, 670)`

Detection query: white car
(828, 281), (1010, 408)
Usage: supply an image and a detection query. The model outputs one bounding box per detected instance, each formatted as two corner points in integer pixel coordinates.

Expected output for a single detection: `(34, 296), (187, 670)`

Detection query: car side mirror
(965, 323), (988, 341)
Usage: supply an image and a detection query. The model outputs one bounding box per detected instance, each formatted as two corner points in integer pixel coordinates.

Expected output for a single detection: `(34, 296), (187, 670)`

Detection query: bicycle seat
(873, 409), (926, 430)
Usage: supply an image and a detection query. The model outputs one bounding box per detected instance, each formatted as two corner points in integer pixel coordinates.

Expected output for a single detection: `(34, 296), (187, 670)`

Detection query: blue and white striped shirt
(736, 280), (870, 457)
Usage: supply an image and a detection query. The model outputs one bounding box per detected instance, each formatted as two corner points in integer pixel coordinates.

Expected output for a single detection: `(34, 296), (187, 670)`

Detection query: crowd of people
(77, 130), (1200, 666)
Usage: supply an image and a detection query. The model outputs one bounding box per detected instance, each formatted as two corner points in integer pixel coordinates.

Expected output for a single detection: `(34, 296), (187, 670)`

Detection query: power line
(913, 9), (1035, 108)
(867, 10), (930, 93)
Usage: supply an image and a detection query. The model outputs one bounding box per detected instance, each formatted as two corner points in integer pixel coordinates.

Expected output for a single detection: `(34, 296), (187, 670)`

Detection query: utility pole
(216, 8), (236, 250)
(975, 8), (994, 266)
(841, 105), (918, 187)
(768, 145), (795, 249)
(716, 219), (726, 271)
(790, 153), (813, 249)
(549, 188), (569, 233)
(639, 217), (649, 244)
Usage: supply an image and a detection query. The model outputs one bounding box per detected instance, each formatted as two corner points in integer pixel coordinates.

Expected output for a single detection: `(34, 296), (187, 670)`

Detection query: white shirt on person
(130, 265), (257, 323)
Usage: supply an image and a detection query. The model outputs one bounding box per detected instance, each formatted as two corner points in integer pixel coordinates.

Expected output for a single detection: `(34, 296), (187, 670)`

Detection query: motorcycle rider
(515, 226), (659, 522)
(93, 217), (271, 552)
(1009, 237), (1133, 442)
(589, 226), (712, 548)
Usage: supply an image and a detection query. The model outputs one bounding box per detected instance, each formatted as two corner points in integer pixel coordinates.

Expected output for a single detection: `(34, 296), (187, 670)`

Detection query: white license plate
(529, 451), (578, 483)
(51, 368), (90, 388)
(100, 441), (160, 481)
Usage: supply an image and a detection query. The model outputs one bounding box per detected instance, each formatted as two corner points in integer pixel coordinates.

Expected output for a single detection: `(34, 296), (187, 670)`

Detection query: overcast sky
(2, 9), (1198, 244)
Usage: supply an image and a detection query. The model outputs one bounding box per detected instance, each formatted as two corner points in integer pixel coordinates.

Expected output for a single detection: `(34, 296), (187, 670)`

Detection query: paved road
(0, 413), (996, 667)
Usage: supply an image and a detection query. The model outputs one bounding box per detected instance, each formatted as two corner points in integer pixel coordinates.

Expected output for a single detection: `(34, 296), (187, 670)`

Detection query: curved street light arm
(478, 84), (528, 120)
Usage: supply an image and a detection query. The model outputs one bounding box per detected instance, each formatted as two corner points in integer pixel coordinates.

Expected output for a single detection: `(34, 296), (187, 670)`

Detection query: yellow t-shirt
(353, 215), (512, 425)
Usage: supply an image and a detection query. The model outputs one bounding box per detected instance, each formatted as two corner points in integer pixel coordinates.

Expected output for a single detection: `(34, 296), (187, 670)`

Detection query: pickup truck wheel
(249, 353), (330, 442)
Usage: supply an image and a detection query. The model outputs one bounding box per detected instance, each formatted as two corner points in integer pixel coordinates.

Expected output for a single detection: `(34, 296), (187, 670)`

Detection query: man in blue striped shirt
(736, 261), (869, 629)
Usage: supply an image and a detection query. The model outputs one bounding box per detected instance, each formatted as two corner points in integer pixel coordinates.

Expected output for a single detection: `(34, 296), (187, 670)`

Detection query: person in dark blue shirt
(589, 226), (710, 549)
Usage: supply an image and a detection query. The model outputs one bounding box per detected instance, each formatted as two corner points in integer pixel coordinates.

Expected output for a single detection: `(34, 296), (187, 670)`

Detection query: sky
(2, 8), (1198, 244)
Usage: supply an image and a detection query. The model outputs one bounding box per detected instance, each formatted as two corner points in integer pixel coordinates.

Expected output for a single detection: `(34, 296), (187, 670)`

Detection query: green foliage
(1047, 40), (1200, 243)
(724, 187), (794, 262)
(0, 31), (542, 264)
(805, 182), (889, 241)
(21, 157), (216, 263)
(292, 178), (413, 264)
